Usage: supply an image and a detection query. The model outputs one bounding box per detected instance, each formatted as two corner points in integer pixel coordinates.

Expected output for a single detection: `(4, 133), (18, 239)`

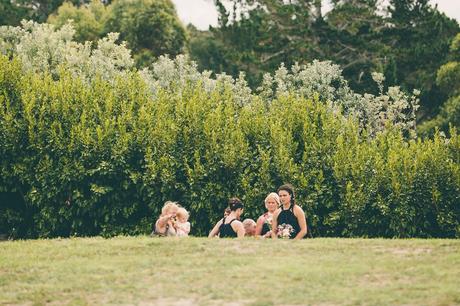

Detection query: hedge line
(1, 56), (459, 238)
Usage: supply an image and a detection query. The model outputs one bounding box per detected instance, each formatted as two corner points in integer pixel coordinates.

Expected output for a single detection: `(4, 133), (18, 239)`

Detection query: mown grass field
(0, 237), (459, 306)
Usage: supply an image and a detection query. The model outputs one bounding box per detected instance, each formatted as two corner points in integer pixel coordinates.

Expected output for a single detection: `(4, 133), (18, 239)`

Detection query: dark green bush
(0, 56), (459, 238)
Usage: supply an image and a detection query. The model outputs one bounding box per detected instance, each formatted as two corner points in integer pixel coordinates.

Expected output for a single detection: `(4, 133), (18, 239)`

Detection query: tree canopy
(189, 0), (459, 128)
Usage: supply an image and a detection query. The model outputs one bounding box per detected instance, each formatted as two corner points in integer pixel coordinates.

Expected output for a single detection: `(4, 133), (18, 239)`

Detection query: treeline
(188, 0), (460, 136)
(1, 0), (187, 66)
(1, 0), (459, 136)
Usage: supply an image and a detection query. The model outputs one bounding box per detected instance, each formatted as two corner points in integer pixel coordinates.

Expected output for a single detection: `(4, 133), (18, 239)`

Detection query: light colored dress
(175, 221), (191, 237)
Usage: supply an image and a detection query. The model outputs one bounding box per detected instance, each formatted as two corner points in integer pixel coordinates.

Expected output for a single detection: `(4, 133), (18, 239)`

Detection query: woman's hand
(263, 231), (272, 238)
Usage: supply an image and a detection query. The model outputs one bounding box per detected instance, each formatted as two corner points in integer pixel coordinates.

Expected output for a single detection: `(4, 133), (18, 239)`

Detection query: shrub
(0, 54), (458, 238)
(0, 22), (457, 238)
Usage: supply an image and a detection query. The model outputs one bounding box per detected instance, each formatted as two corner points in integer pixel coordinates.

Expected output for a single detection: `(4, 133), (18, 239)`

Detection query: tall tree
(0, 0), (30, 25)
(189, 0), (459, 123)
(47, 0), (109, 42)
(418, 33), (460, 136)
(104, 0), (187, 67)
(190, 0), (322, 87)
(0, 0), (78, 25)
(319, 0), (388, 93)
(385, 0), (459, 119)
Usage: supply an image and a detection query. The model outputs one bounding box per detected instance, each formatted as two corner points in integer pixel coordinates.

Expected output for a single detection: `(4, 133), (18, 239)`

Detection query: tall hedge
(1, 56), (459, 238)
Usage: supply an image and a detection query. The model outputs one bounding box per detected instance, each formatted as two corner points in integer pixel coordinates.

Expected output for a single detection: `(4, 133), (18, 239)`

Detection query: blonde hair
(242, 218), (256, 227)
(264, 192), (280, 206)
(161, 201), (179, 215)
(176, 207), (189, 221)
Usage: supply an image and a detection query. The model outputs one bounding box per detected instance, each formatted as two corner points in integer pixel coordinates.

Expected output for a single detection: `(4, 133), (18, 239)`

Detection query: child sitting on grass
(174, 207), (191, 237)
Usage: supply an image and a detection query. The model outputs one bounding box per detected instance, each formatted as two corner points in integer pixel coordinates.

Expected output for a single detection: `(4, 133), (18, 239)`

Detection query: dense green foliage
(47, 0), (109, 42)
(45, 0), (187, 66)
(0, 55), (458, 238)
(2, 0), (458, 133)
(0, 0), (70, 25)
(104, 0), (187, 66)
(189, 0), (459, 122)
(419, 33), (460, 137)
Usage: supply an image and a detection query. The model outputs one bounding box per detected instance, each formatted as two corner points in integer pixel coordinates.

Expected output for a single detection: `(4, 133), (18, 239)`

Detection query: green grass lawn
(0, 237), (459, 306)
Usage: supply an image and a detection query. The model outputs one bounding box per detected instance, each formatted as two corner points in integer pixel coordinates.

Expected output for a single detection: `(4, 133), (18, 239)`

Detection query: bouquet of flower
(261, 213), (274, 238)
(277, 223), (294, 239)
(264, 213), (273, 230)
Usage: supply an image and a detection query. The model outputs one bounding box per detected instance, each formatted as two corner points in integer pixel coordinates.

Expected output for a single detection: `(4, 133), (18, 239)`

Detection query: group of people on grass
(153, 184), (308, 239)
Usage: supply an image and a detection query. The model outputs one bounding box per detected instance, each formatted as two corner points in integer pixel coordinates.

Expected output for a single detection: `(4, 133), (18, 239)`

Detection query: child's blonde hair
(176, 207), (189, 221)
(242, 218), (256, 228)
(161, 201), (179, 215)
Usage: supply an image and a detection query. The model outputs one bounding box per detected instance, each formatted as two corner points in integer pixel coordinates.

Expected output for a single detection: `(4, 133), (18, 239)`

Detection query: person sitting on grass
(255, 192), (280, 238)
(153, 201), (179, 236)
(271, 184), (307, 240)
(175, 207), (191, 237)
(242, 219), (256, 237)
(208, 197), (245, 238)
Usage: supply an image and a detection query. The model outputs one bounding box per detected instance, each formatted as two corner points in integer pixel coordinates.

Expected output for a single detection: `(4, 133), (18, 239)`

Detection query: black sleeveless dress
(260, 213), (271, 236)
(277, 204), (300, 239)
(219, 218), (238, 238)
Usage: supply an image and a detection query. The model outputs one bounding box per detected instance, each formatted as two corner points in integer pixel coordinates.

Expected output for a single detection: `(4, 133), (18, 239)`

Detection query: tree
(0, 0), (78, 25)
(47, 0), (109, 42)
(318, 0), (388, 93)
(385, 0), (459, 119)
(418, 33), (460, 136)
(190, 0), (391, 91)
(0, 0), (30, 26)
(189, 0), (326, 87)
(104, 0), (187, 67)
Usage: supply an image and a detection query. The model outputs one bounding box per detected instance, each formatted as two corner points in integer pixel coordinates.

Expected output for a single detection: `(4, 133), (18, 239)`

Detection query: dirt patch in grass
(139, 298), (197, 306)
(389, 247), (433, 256)
(370, 245), (433, 256)
(358, 272), (393, 288)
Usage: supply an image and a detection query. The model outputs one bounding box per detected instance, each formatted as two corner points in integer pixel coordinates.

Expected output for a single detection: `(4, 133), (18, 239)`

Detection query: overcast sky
(171, 0), (460, 31)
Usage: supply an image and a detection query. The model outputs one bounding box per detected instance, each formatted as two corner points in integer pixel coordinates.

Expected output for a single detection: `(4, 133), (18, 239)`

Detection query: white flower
(277, 223), (294, 239)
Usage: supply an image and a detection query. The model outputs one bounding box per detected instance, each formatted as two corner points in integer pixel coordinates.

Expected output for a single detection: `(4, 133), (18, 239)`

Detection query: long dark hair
(228, 197), (244, 211)
(277, 184), (296, 206)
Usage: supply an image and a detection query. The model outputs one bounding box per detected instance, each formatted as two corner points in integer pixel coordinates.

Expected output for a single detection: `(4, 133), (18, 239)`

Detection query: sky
(171, 0), (460, 31)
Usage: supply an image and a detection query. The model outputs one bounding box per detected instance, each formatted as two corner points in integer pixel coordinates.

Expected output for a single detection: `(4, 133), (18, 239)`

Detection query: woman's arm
(156, 214), (172, 229)
(271, 209), (281, 239)
(255, 215), (265, 236)
(155, 215), (171, 234)
(233, 221), (245, 238)
(208, 219), (223, 238)
(294, 206), (307, 240)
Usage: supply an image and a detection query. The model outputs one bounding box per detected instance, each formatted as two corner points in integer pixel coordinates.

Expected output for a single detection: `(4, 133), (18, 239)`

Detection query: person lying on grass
(208, 197), (245, 238)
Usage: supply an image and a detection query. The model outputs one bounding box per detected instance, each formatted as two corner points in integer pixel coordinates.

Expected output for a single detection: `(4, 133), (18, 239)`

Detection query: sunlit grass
(1, 237), (459, 305)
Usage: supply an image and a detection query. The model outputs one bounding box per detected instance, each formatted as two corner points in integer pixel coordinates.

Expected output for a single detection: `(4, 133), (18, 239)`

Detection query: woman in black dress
(208, 197), (245, 238)
(271, 184), (307, 239)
